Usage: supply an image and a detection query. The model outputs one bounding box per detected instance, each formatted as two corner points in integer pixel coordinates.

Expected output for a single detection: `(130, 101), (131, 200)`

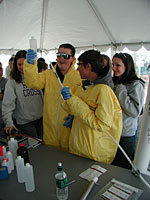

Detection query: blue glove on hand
(61, 87), (71, 100)
(26, 49), (36, 64)
(63, 115), (74, 128)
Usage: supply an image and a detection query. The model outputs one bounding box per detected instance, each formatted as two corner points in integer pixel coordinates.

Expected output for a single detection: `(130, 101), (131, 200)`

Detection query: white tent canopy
(0, 0), (150, 54)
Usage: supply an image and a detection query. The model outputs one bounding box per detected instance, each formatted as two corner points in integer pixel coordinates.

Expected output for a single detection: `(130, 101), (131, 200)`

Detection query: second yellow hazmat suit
(62, 70), (122, 164)
(23, 59), (82, 151)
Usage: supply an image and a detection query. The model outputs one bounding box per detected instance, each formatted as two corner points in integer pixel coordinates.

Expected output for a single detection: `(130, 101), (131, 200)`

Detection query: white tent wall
(0, 0), (150, 77)
(0, 0), (150, 54)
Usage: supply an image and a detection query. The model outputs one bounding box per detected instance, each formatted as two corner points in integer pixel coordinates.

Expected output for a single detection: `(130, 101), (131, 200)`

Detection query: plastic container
(6, 151), (14, 171)
(0, 166), (8, 180)
(24, 163), (35, 192)
(2, 157), (12, 174)
(1, 158), (11, 174)
(55, 162), (68, 200)
(8, 138), (18, 163)
(17, 143), (29, 164)
(15, 156), (25, 183)
(29, 36), (37, 52)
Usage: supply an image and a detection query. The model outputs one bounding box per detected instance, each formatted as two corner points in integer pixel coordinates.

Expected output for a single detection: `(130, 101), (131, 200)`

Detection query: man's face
(77, 62), (89, 79)
(56, 47), (74, 74)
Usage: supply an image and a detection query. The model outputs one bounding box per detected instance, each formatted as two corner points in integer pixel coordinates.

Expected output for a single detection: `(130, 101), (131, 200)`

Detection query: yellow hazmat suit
(62, 84), (122, 164)
(23, 59), (81, 151)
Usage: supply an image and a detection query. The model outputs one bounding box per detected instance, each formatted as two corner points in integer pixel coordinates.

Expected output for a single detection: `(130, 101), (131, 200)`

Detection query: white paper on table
(79, 164), (107, 182)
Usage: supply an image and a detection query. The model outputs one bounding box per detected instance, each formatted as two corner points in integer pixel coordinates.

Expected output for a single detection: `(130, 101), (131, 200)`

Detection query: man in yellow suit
(24, 43), (81, 151)
(61, 50), (122, 164)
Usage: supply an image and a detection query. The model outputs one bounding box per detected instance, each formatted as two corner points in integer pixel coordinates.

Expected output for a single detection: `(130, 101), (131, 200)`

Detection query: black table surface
(0, 144), (150, 200)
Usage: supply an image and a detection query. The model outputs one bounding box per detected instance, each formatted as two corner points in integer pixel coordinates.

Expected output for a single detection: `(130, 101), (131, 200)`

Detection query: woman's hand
(4, 126), (18, 135)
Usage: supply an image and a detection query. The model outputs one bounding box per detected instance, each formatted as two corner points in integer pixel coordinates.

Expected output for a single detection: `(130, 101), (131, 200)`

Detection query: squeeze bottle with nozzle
(8, 137), (18, 163)
(24, 163), (35, 192)
(29, 36), (37, 52)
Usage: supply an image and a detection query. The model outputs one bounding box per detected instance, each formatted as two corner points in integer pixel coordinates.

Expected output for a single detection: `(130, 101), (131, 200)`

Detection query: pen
(67, 180), (76, 186)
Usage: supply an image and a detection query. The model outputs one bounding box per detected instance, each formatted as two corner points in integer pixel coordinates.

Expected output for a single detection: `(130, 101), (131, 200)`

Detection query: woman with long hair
(111, 53), (145, 169)
(2, 50), (43, 138)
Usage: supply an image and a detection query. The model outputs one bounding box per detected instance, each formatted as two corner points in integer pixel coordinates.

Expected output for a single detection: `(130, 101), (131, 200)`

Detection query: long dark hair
(10, 50), (27, 83)
(112, 53), (145, 84)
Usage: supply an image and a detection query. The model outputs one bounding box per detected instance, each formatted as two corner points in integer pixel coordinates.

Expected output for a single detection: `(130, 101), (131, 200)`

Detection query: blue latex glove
(61, 87), (71, 100)
(63, 115), (74, 128)
(26, 49), (37, 64)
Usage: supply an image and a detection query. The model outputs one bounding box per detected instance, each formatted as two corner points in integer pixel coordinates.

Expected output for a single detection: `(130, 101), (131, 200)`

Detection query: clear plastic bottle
(8, 137), (18, 163)
(6, 151), (14, 171)
(55, 162), (68, 200)
(29, 36), (37, 52)
(24, 163), (35, 192)
(15, 156), (25, 183)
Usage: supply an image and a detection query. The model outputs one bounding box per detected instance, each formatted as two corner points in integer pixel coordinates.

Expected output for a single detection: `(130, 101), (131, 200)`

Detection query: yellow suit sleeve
(23, 60), (46, 90)
(62, 88), (114, 131)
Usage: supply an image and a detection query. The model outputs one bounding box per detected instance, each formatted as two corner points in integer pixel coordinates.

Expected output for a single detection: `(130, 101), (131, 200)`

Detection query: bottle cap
(58, 162), (63, 171)
(58, 162), (62, 166)
(17, 156), (21, 159)
(0, 146), (4, 156)
(19, 143), (24, 147)
(26, 163), (30, 167)
(10, 138), (14, 141)
(2, 158), (8, 162)
(6, 151), (11, 155)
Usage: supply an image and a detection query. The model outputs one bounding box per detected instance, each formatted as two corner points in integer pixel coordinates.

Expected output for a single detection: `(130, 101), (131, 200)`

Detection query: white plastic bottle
(6, 151), (14, 171)
(15, 156), (25, 183)
(8, 137), (18, 163)
(24, 163), (35, 192)
(55, 162), (68, 200)
(29, 36), (37, 52)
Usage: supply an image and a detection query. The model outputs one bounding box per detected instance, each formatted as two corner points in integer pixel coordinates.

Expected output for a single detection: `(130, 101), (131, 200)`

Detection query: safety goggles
(56, 52), (72, 60)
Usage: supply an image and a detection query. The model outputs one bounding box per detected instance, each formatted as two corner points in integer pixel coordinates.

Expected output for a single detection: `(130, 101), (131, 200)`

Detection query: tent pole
(86, 0), (116, 44)
(110, 43), (117, 59)
(133, 76), (150, 175)
(40, 0), (48, 51)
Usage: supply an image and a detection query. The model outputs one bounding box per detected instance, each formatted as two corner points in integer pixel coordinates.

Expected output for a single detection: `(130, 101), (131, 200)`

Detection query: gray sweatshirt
(2, 78), (43, 128)
(114, 80), (145, 137)
(0, 77), (8, 124)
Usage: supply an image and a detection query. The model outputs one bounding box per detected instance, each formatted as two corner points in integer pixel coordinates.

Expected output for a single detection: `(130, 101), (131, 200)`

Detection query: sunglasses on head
(56, 52), (72, 60)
